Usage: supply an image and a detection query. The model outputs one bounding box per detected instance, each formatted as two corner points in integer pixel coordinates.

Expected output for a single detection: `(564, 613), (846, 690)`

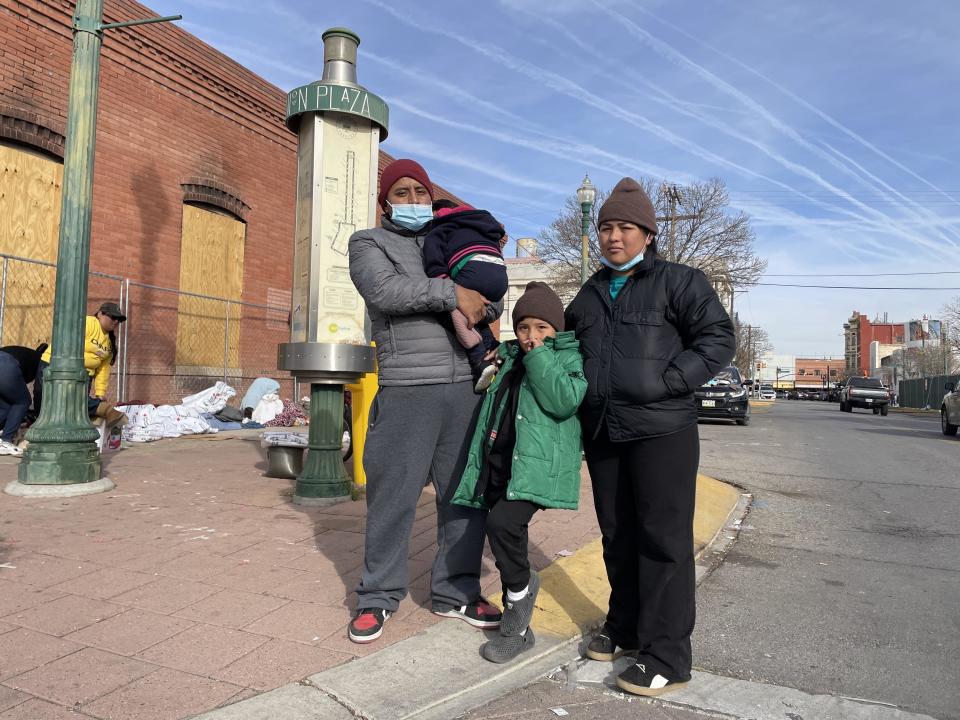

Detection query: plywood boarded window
(175, 204), (245, 371)
(0, 141), (62, 347)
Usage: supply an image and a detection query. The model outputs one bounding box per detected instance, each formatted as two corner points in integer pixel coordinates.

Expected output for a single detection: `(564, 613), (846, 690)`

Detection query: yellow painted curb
(525, 473), (741, 639)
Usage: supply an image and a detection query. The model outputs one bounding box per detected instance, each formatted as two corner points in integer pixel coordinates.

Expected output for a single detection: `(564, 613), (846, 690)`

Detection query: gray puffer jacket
(349, 217), (503, 386)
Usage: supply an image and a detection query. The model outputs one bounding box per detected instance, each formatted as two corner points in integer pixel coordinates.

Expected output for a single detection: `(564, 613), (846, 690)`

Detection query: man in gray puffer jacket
(346, 159), (504, 644)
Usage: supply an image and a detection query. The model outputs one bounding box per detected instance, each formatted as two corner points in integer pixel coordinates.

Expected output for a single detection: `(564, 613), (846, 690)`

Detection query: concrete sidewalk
(0, 432), (743, 720)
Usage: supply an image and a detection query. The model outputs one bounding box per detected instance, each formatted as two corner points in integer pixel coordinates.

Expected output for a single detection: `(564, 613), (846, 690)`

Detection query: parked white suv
(942, 381), (960, 436)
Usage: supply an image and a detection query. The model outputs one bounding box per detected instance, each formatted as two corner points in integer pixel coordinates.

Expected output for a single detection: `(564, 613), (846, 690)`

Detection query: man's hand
(455, 286), (489, 328)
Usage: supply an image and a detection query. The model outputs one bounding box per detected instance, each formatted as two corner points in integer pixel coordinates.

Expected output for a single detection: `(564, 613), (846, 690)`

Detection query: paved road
(695, 401), (959, 720)
(460, 401), (960, 720)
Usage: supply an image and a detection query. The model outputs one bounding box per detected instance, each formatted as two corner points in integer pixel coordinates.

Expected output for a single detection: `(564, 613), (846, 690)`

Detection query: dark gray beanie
(512, 281), (565, 332)
(597, 177), (657, 235)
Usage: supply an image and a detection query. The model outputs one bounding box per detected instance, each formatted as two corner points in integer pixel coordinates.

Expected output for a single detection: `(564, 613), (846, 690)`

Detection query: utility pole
(660, 184), (697, 261)
(8, 1), (180, 497)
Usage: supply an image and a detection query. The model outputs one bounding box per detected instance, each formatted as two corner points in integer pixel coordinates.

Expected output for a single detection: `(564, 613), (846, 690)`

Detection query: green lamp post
(7, 0), (179, 496)
(577, 174), (596, 285)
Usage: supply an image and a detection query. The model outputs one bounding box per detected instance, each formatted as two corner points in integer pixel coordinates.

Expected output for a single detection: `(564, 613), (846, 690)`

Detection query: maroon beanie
(597, 177), (657, 235)
(512, 281), (565, 332)
(377, 159), (433, 209)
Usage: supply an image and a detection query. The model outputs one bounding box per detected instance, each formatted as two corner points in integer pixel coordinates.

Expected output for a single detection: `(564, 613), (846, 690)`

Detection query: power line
(764, 270), (960, 277)
(749, 282), (960, 290)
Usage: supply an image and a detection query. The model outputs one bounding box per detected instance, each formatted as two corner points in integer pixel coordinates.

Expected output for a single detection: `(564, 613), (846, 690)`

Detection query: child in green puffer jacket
(452, 281), (587, 664)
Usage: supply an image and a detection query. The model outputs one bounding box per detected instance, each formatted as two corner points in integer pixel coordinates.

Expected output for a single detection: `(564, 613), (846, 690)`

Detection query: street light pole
(577, 174), (596, 286)
(9, 0), (180, 495)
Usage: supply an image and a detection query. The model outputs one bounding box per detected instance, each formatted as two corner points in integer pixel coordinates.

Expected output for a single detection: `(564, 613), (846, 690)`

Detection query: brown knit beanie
(597, 177), (657, 235)
(512, 281), (565, 332)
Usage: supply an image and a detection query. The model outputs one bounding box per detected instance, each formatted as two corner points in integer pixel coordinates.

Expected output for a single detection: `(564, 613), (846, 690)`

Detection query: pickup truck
(840, 377), (890, 415)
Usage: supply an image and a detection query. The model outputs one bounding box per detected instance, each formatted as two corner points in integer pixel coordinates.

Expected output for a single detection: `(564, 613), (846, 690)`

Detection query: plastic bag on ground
(251, 393), (284, 424)
(181, 381), (237, 414)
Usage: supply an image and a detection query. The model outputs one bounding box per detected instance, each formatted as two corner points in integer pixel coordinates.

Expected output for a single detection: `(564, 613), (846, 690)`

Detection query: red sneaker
(433, 596), (502, 629)
(348, 608), (390, 644)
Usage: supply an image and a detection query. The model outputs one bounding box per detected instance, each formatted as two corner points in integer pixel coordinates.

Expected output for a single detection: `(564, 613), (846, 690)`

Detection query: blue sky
(147, 0), (960, 357)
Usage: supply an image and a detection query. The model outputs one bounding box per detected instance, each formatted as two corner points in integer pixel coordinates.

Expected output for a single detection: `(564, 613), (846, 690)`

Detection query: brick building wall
(844, 311), (906, 378)
(1, 0), (462, 404)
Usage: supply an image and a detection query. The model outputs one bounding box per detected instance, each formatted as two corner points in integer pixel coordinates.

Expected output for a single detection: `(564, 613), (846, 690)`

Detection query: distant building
(843, 310), (944, 379)
(756, 353), (796, 388)
(493, 237), (573, 341)
(795, 357), (845, 390)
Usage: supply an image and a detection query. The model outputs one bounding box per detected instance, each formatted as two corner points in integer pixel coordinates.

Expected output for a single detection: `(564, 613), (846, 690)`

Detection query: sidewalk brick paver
(241, 599), (351, 645)
(136, 624), (267, 676)
(0, 698), (86, 719)
(212, 638), (351, 691)
(64, 609), (196, 656)
(0, 553), (101, 589)
(174, 589), (289, 629)
(0, 435), (601, 719)
(82, 668), (243, 720)
(0, 687), (26, 714)
(48, 566), (157, 600)
(110, 576), (221, 614)
(0, 629), (81, 681)
(6, 647), (155, 707)
(5, 595), (124, 637)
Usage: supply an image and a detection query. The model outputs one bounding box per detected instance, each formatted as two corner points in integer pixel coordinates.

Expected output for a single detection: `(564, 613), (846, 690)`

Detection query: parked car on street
(695, 366), (751, 426)
(840, 377), (890, 415)
(759, 384), (776, 401)
(941, 381), (960, 436)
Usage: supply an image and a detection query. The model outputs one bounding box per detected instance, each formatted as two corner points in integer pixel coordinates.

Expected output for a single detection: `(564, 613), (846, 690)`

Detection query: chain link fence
(120, 280), (292, 403)
(0, 251), (293, 405)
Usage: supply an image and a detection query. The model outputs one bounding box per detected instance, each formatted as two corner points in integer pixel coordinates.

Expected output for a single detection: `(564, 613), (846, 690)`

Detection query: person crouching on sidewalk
(452, 281), (586, 663)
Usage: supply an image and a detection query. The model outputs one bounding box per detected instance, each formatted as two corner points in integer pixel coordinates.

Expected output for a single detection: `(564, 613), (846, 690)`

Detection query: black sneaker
(585, 626), (637, 662)
(616, 661), (688, 697)
(348, 608), (390, 644)
(433, 597), (502, 629)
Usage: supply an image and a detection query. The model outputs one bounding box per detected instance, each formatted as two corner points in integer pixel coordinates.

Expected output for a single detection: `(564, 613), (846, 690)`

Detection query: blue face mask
(388, 203), (434, 231)
(599, 251), (644, 272)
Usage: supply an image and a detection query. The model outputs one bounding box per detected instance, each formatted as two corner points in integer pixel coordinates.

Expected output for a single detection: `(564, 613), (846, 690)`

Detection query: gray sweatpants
(356, 381), (487, 612)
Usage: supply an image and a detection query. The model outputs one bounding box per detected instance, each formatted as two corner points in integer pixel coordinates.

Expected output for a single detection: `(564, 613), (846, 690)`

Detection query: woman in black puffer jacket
(565, 177), (735, 698)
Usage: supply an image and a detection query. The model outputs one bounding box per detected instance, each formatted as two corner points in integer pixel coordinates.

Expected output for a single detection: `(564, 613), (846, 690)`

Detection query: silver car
(942, 381), (960, 436)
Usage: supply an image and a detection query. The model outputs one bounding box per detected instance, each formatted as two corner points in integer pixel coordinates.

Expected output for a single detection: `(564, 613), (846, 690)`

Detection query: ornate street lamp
(9, 0), (179, 497)
(577, 174), (596, 285)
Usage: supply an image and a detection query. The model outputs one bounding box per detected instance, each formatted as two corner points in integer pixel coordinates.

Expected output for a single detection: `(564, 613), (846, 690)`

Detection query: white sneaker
(0, 440), (23, 457)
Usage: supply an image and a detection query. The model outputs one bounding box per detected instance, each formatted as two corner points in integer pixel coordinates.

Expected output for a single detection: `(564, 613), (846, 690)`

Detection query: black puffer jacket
(565, 253), (735, 441)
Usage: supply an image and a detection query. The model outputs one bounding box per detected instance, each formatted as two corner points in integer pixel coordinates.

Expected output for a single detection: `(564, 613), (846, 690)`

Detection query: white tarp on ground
(117, 383), (239, 442)
(180, 381), (236, 414)
(117, 403), (217, 443)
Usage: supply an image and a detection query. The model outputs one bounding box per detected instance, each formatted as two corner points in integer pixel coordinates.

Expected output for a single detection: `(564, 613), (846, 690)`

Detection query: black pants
(485, 498), (540, 593)
(585, 423), (699, 681)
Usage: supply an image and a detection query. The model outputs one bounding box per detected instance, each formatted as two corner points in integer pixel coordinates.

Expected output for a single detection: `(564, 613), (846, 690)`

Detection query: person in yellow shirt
(35, 301), (126, 420)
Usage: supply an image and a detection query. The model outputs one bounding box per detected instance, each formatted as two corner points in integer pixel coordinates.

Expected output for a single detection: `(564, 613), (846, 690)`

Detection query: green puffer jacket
(453, 331), (587, 510)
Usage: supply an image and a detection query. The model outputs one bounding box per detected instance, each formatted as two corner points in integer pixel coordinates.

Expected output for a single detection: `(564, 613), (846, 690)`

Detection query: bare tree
(901, 345), (954, 378)
(732, 318), (771, 379)
(536, 177), (766, 294)
(942, 296), (960, 361)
